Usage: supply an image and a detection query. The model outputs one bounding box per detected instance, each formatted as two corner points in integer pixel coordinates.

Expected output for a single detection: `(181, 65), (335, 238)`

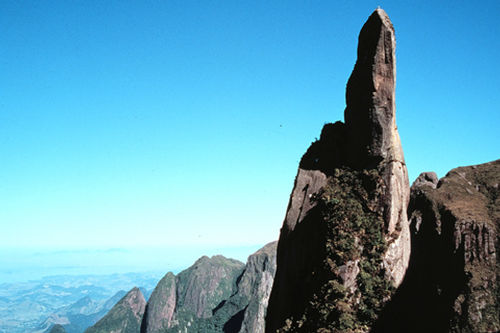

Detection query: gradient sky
(1, 1), (499, 280)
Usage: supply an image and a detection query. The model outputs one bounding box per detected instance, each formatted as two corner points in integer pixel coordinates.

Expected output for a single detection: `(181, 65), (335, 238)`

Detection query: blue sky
(1, 1), (499, 281)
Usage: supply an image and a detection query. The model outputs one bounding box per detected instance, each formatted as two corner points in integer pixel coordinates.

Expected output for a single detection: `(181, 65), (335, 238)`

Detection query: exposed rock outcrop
(239, 241), (277, 333)
(210, 241), (278, 333)
(175, 256), (244, 321)
(266, 8), (410, 332)
(139, 255), (244, 333)
(139, 243), (277, 333)
(141, 272), (176, 333)
(85, 287), (146, 333)
(376, 160), (499, 332)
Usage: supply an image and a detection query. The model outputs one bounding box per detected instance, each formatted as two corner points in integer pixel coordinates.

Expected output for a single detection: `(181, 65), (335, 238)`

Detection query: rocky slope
(209, 241), (278, 333)
(141, 255), (244, 333)
(374, 160), (499, 332)
(84, 287), (146, 333)
(37, 291), (127, 333)
(238, 241), (277, 333)
(141, 272), (176, 333)
(141, 243), (277, 333)
(266, 8), (410, 332)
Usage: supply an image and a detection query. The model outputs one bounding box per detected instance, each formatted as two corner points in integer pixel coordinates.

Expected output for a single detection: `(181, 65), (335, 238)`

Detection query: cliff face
(175, 255), (244, 321)
(141, 272), (176, 333)
(140, 245), (277, 333)
(85, 287), (146, 333)
(140, 255), (244, 333)
(266, 9), (410, 332)
(373, 160), (499, 333)
(403, 161), (499, 332)
(238, 241), (277, 333)
(210, 241), (278, 333)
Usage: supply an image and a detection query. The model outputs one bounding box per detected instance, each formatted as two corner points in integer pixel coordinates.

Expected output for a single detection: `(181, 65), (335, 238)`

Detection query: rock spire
(266, 9), (410, 332)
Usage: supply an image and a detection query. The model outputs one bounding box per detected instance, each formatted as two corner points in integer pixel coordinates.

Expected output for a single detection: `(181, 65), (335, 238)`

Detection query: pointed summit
(345, 8), (404, 169)
(85, 287), (146, 333)
(266, 9), (410, 332)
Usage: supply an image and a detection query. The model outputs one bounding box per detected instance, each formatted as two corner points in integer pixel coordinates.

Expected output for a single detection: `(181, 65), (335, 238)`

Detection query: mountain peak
(345, 7), (401, 166)
(266, 9), (410, 332)
(85, 287), (146, 333)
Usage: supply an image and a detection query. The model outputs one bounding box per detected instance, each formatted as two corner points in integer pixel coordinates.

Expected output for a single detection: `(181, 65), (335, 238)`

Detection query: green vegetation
(161, 256), (245, 333)
(279, 167), (395, 332)
(84, 288), (145, 333)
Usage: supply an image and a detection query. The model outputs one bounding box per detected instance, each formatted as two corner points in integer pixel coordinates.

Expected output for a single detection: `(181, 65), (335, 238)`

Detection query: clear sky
(1, 1), (499, 281)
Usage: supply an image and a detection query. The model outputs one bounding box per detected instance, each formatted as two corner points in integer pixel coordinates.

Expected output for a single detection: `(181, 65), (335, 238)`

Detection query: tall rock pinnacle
(266, 9), (410, 332)
(345, 8), (410, 286)
(345, 9), (402, 165)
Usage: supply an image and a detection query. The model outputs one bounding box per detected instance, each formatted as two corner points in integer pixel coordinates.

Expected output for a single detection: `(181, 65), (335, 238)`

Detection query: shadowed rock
(374, 160), (500, 333)
(49, 324), (67, 333)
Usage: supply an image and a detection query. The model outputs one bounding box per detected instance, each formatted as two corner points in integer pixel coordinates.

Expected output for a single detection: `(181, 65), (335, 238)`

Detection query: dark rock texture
(49, 324), (67, 333)
(266, 8), (410, 332)
(376, 160), (499, 333)
(210, 241), (278, 333)
(85, 287), (146, 333)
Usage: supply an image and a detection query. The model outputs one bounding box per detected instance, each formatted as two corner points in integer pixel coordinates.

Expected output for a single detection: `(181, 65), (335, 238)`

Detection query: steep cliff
(141, 272), (176, 333)
(140, 243), (277, 333)
(389, 160), (498, 332)
(238, 241), (277, 333)
(266, 8), (410, 332)
(210, 241), (278, 333)
(139, 255), (244, 333)
(85, 287), (146, 333)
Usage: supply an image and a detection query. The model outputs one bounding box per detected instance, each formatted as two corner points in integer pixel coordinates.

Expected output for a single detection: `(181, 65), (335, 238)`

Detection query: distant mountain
(141, 255), (245, 332)
(35, 290), (127, 333)
(0, 272), (159, 333)
(84, 288), (146, 333)
(87, 243), (278, 333)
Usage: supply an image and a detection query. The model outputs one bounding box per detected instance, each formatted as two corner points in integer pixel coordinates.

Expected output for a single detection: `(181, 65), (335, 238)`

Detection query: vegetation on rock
(278, 168), (395, 332)
(84, 287), (145, 333)
(140, 246), (277, 333)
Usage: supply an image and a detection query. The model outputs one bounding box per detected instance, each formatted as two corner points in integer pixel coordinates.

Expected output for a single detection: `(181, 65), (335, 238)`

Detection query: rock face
(140, 255), (245, 333)
(141, 272), (176, 333)
(344, 7), (410, 286)
(175, 255), (243, 320)
(266, 9), (410, 332)
(140, 244), (277, 333)
(210, 241), (278, 333)
(238, 241), (277, 333)
(85, 287), (146, 333)
(377, 160), (499, 332)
